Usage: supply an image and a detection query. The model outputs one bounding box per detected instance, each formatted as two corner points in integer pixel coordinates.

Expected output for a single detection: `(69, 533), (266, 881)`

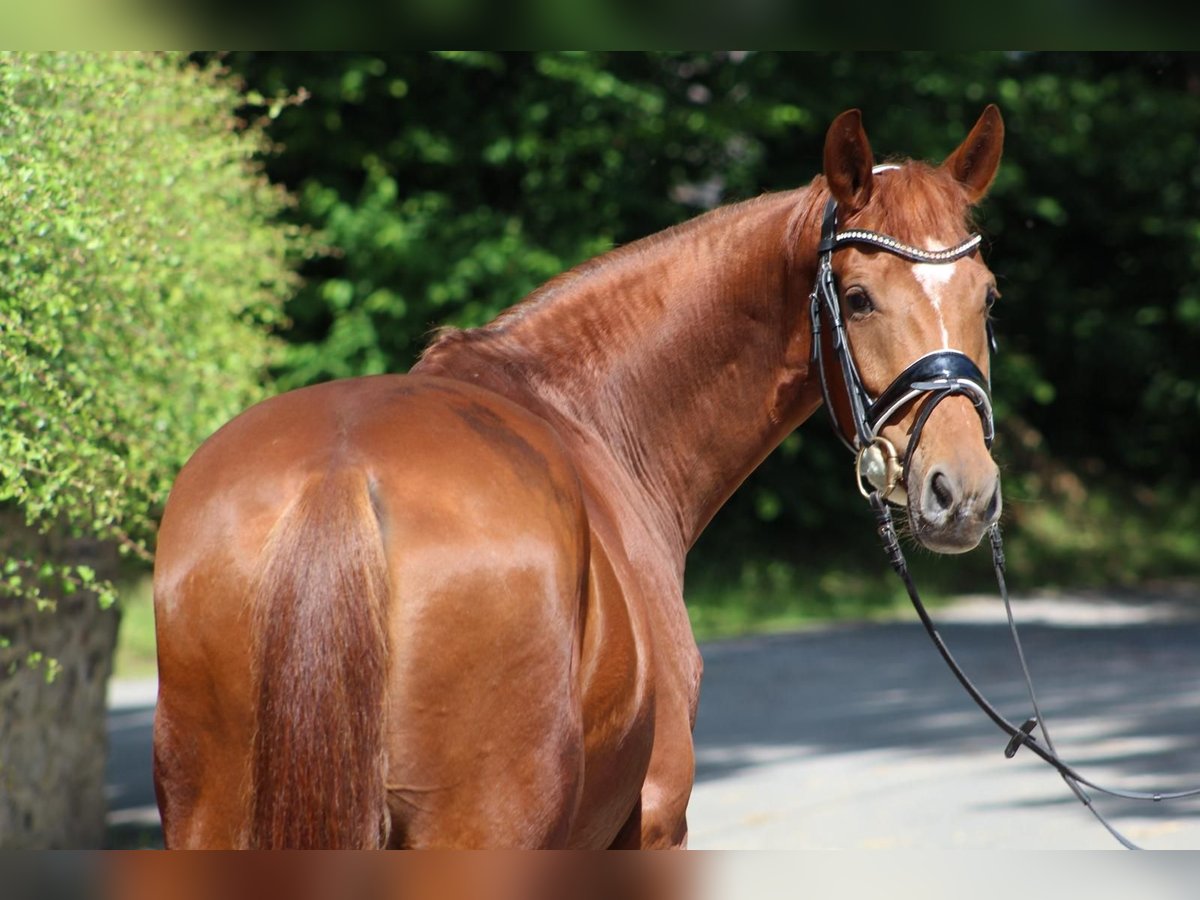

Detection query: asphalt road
(107, 590), (1200, 850)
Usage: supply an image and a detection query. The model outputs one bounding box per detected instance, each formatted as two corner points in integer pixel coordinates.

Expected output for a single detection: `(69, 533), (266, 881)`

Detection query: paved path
(105, 680), (160, 848)
(107, 590), (1200, 849)
(689, 591), (1200, 849)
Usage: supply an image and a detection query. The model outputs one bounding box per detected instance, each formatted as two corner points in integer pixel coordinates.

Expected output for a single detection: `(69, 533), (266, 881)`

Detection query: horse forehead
(850, 246), (983, 289)
(910, 255), (973, 297)
(905, 235), (989, 290)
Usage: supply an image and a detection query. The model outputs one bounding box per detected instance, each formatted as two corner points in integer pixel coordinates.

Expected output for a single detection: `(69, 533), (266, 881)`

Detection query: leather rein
(810, 190), (1200, 849)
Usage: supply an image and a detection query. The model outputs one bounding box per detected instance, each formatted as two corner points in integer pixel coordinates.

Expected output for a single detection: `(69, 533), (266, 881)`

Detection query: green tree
(0, 52), (303, 847)
(230, 52), (776, 386)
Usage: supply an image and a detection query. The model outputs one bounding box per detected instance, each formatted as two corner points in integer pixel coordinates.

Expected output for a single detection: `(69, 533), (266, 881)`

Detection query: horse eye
(985, 286), (999, 310)
(845, 287), (875, 316)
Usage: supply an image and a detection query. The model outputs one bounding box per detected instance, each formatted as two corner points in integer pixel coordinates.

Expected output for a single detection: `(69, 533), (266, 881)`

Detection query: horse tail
(248, 468), (391, 849)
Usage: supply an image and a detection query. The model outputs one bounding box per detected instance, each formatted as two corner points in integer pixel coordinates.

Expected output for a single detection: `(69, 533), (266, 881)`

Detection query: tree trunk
(0, 521), (121, 849)
(0, 594), (119, 848)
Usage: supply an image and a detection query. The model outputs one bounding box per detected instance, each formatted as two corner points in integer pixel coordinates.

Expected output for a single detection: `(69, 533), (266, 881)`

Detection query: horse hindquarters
(154, 375), (594, 848)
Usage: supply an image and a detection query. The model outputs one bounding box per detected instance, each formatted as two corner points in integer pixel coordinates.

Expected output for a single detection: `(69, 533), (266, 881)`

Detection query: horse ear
(943, 104), (1005, 203)
(823, 109), (875, 214)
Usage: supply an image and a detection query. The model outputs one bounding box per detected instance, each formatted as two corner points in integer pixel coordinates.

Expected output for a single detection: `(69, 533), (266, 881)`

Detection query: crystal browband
(832, 230), (982, 264)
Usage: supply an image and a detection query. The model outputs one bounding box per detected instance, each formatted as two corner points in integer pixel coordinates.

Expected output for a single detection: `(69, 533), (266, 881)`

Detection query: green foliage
(225, 52), (1200, 594)
(231, 52), (769, 387)
(0, 53), (303, 653)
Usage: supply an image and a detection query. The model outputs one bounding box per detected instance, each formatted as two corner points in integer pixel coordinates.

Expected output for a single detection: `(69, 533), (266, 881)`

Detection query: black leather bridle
(811, 184), (1200, 849)
(809, 194), (994, 502)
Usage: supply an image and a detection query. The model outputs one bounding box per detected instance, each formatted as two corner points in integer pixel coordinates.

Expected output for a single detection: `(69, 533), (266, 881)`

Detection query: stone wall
(0, 594), (119, 848)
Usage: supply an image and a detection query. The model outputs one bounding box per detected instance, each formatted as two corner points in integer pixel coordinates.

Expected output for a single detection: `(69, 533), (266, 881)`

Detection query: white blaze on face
(912, 238), (959, 348)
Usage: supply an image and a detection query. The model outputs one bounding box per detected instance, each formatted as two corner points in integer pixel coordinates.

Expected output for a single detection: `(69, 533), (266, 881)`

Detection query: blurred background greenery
(7, 53), (1200, 680)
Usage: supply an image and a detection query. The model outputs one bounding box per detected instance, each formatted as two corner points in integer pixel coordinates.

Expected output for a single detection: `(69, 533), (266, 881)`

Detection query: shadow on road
(105, 701), (161, 849)
(106, 596), (1200, 847)
(692, 608), (1200, 830)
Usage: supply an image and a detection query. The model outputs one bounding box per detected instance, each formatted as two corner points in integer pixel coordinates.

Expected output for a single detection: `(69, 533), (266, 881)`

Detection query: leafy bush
(0, 53), (303, 633)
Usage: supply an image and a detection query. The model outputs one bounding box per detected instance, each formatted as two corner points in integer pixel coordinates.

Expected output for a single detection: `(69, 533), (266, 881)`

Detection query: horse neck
(419, 188), (826, 558)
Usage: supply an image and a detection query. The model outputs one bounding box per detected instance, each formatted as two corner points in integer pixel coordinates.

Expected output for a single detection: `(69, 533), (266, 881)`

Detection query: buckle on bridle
(1004, 717), (1040, 759)
(856, 436), (906, 504)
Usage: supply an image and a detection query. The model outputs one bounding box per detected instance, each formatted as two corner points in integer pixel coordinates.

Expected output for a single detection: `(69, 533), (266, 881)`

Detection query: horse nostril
(929, 470), (956, 512)
(984, 481), (1002, 523)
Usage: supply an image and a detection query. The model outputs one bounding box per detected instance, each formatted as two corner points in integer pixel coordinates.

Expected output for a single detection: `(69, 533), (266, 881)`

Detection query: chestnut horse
(153, 106), (1005, 848)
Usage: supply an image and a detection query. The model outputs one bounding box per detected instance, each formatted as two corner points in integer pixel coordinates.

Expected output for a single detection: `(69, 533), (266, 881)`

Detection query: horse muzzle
(908, 454), (1002, 554)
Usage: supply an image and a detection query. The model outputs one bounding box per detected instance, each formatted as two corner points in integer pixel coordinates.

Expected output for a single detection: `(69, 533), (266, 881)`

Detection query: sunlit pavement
(689, 590), (1200, 849)
(107, 591), (1200, 850)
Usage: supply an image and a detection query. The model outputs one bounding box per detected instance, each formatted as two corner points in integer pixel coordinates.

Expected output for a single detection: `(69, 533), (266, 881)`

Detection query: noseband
(808, 181), (1200, 849)
(809, 195), (994, 502)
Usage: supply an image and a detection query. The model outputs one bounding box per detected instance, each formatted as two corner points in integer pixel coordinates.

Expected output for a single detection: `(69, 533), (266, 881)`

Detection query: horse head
(816, 106), (1005, 553)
